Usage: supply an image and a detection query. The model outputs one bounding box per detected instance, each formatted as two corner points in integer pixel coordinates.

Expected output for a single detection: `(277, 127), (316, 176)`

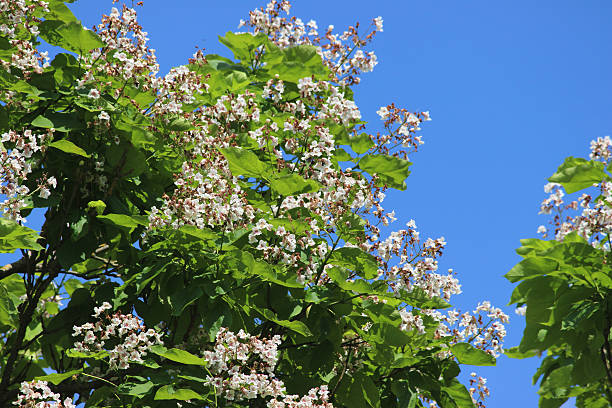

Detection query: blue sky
(9, 0), (612, 406)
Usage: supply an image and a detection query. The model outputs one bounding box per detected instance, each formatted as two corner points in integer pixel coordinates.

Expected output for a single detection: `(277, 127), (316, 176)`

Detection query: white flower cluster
(204, 327), (333, 407)
(204, 327), (285, 401)
(423, 301), (508, 358)
(539, 138), (612, 245)
(13, 380), (76, 408)
(469, 372), (490, 408)
(267, 386), (333, 408)
(88, 5), (159, 87)
(379, 221), (461, 301)
(399, 310), (425, 333)
(0, 0), (50, 74)
(243, 0), (382, 86)
(590, 135), (612, 163)
(72, 302), (163, 370)
(0, 129), (55, 221)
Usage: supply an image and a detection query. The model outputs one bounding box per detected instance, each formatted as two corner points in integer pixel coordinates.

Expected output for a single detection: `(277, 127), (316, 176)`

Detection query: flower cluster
(243, 0), (382, 85)
(87, 4), (159, 93)
(376, 220), (461, 301)
(0, 129), (54, 221)
(72, 302), (163, 370)
(421, 301), (509, 358)
(0, 0), (50, 75)
(538, 136), (612, 246)
(469, 372), (490, 408)
(13, 380), (76, 408)
(267, 386), (333, 408)
(203, 327), (285, 401)
(203, 327), (333, 407)
(375, 104), (430, 159)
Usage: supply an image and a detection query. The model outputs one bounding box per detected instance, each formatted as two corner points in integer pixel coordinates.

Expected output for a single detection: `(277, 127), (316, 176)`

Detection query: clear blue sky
(13, 0), (612, 406)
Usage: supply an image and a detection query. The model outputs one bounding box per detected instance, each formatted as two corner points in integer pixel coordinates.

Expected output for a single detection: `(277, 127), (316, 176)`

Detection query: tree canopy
(506, 137), (612, 407)
(0, 1), (508, 407)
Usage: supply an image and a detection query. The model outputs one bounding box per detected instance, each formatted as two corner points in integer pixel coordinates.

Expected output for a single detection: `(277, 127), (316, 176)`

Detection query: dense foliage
(506, 137), (612, 407)
(0, 1), (508, 407)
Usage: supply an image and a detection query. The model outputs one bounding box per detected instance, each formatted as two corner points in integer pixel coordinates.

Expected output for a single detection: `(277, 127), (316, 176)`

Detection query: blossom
(72, 304), (162, 370)
(373, 16), (383, 32)
(88, 88), (100, 99)
(13, 380), (76, 408)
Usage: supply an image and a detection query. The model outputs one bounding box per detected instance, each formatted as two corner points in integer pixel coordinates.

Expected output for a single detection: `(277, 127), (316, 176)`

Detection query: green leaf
(169, 285), (203, 316)
(0, 217), (43, 252)
(504, 257), (559, 283)
(47, 1), (79, 23)
(391, 381), (418, 408)
(154, 385), (204, 401)
(336, 372), (380, 408)
(87, 200), (106, 215)
(117, 380), (154, 397)
(40, 21), (104, 54)
(359, 154), (412, 190)
(327, 267), (374, 294)
(32, 113), (84, 133)
(561, 300), (600, 331)
(220, 147), (272, 179)
(0, 282), (18, 328)
(330, 247), (379, 279)
(350, 133), (375, 155)
(269, 173), (321, 196)
(539, 364), (574, 399)
(504, 346), (538, 359)
(49, 140), (90, 158)
(402, 287), (452, 309)
(548, 157), (607, 194)
(65, 349), (109, 360)
(442, 379), (476, 408)
(266, 44), (331, 83)
(34, 369), (82, 385)
(218, 31), (267, 63)
(254, 307), (312, 337)
(150, 345), (207, 366)
(451, 343), (496, 366)
(97, 214), (146, 231)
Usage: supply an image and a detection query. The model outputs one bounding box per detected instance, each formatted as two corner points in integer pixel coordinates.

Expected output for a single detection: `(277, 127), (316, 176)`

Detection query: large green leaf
(117, 379), (154, 398)
(329, 247), (379, 279)
(265, 44), (331, 83)
(97, 214), (147, 232)
(0, 218), (43, 252)
(349, 133), (375, 155)
(49, 140), (90, 158)
(0, 282), (18, 328)
(504, 257), (559, 283)
(451, 343), (496, 366)
(359, 154), (412, 190)
(442, 379), (476, 408)
(220, 147), (272, 179)
(336, 372), (381, 408)
(269, 173), (321, 196)
(34, 369), (82, 385)
(154, 385), (204, 401)
(150, 345), (207, 366)
(218, 31), (267, 63)
(32, 113), (84, 133)
(548, 157), (607, 194)
(39, 21), (104, 54)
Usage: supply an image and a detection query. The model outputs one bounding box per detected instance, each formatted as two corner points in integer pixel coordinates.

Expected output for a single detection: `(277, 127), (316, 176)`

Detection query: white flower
(374, 16), (383, 32)
(376, 106), (389, 119)
(88, 88), (100, 99)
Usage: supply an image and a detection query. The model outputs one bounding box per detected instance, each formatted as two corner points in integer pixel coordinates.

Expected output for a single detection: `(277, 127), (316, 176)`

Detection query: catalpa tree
(0, 1), (508, 407)
(506, 137), (612, 407)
